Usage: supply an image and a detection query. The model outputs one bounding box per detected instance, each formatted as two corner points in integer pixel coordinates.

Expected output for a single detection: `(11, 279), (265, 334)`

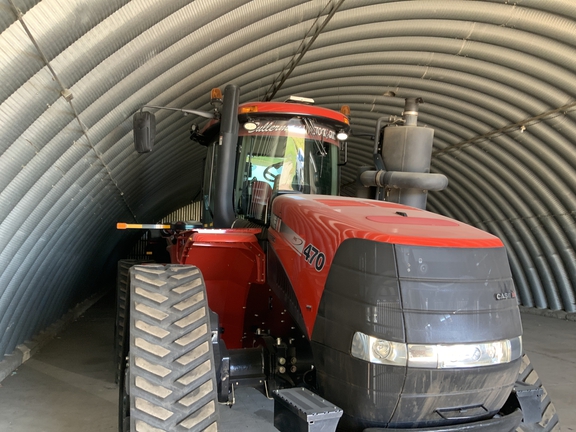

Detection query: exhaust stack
(213, 84), (240, 228)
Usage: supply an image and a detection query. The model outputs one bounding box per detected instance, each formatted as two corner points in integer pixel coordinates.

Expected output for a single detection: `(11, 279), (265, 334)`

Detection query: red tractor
(117, 85), (557, 432)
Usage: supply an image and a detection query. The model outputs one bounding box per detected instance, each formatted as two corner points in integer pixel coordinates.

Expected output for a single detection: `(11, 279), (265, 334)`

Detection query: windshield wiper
(303, 117), (327, 157)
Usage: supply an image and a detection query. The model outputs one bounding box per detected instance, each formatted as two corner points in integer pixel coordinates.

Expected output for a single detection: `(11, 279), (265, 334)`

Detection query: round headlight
(372, 340), (391, 360)
(244, 122), (257, 131)
(472, 347), (482, 361)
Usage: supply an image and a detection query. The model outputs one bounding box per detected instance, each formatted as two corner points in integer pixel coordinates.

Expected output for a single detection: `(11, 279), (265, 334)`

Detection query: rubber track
(516, 353), (560, 432)
(115, 259), (145, 384)
(129, 264), (218, 432)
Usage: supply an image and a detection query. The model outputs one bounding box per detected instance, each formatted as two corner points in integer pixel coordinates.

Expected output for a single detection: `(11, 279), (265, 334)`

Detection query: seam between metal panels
(461, 212), (576, 227)
(8, 0), (138, 222)
(264, 0), (345, 101)
(433, 100), (576, 157)
(7, 0), (68, 100)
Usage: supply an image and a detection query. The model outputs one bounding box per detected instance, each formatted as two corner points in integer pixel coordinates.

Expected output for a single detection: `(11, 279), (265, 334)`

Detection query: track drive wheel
(516, 353), (560, 432)
(128, 264), (219, 432)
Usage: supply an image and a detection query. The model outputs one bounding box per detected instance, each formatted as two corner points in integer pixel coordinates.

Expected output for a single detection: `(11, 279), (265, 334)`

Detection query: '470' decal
(303, 244), (326, 272)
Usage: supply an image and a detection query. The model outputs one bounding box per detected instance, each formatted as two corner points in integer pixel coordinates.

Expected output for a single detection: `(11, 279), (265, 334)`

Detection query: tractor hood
(268, 194), (523, 429)
(270, 194), (502, 249)
(268, 194), (507, 337)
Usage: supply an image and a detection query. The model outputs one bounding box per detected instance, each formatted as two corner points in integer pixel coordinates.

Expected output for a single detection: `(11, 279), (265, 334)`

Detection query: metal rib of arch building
(1, 0), (575, 361)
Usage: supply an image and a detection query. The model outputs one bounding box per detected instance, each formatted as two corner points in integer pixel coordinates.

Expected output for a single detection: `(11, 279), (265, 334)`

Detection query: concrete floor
(0, 293), (574, 431)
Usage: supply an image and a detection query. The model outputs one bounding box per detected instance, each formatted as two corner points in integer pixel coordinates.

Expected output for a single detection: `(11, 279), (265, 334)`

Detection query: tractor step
(272, 387), (343, 432)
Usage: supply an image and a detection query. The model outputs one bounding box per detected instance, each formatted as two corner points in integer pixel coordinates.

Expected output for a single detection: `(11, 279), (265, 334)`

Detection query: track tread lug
(128, 264), (219, 431)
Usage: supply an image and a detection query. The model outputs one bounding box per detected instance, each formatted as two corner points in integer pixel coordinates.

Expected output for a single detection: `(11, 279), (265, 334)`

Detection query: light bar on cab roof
(117, 222), (201, 230)
(117, 223), (170, 230)
(239, 105), (258, 114)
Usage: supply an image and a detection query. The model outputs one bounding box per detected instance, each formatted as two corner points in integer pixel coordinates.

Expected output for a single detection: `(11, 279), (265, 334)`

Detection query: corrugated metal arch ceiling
(1, 0), (575, 359)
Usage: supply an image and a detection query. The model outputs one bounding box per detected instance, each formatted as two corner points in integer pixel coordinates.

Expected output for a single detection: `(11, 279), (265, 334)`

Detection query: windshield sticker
(239, 120), (338, 145)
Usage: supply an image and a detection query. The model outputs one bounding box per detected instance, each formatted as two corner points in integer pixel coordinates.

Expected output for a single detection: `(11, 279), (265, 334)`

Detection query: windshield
(234, 117), (340, 222)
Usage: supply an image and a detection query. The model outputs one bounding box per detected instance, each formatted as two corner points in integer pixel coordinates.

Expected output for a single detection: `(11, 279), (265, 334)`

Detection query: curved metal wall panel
(1, 0), (576, 359)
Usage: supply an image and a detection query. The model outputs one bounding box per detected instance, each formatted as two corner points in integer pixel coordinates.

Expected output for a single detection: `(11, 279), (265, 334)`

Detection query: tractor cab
(201, 100), (350, 227)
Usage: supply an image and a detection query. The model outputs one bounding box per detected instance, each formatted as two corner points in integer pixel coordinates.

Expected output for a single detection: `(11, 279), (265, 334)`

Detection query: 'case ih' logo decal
(291, 236), (304, 246)
(303, 244), (326, 272)
(495, 291), (516, 300)
(276, 218), (305, 254)
(271, 214), (326, 271)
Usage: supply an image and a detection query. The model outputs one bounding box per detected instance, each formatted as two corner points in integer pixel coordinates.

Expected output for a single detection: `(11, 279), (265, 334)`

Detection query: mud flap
(499, 381), (543, 427)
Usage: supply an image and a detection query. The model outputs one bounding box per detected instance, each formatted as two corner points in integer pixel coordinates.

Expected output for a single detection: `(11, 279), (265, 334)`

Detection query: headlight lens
(372, 339), (391, 360)
(351, 332), (407, 366)
(351, 332), (522, 369)
(434, 340), (510, 368)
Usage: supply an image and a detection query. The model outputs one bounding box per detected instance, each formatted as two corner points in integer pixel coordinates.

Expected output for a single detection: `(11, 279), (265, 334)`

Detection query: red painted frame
(172, 229), (264, 348)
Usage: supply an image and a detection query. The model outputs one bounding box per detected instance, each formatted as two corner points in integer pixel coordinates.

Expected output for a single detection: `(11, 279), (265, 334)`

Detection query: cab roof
(238, 102), (350, 126)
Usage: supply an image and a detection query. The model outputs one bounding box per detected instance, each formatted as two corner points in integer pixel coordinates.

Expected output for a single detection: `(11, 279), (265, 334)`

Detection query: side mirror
(133, 111), (156, 153)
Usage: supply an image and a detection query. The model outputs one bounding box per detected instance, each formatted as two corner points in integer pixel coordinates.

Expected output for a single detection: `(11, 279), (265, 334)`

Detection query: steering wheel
(263, 162), (283, 182)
